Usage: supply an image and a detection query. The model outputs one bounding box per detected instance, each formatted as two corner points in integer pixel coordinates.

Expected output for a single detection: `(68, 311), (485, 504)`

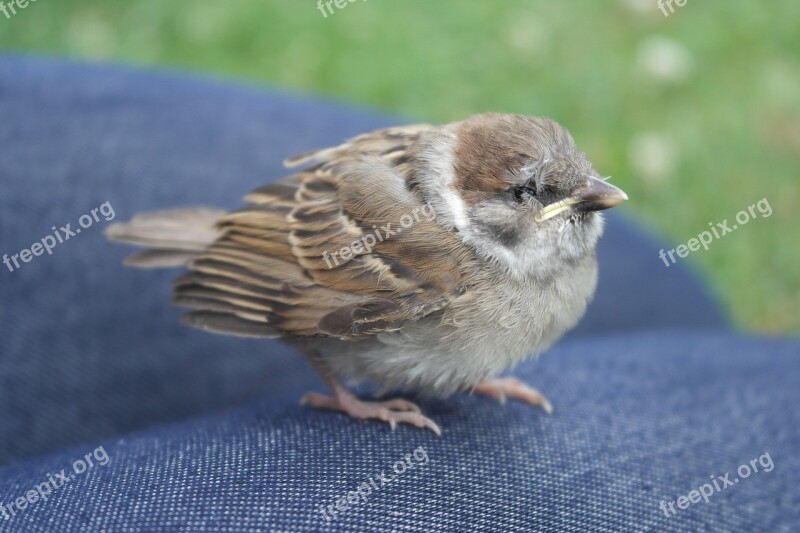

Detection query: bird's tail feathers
(105, 207), (225, 268)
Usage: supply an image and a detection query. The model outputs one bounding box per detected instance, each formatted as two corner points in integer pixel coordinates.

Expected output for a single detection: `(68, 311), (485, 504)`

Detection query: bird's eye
(513, 185), (537, 202)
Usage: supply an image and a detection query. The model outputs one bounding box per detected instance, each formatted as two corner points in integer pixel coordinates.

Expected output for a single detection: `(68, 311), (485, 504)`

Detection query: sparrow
(106, 113), (628, 435)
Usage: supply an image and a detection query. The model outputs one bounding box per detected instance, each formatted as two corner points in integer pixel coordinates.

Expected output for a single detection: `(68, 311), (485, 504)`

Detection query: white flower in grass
(628, 133), (678, 183)
(637, 36), (693, 84)
(620, 0), (656, 16)
(506, 14), (550, 56)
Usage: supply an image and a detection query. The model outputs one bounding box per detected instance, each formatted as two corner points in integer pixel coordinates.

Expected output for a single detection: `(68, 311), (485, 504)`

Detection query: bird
(105, 112), (628, 435)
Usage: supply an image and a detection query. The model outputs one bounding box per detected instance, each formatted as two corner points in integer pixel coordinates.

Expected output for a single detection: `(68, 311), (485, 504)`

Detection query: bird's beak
(535, 176), (628, 222)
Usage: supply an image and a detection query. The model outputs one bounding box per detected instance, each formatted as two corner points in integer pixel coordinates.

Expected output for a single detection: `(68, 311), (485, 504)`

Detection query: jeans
(1, 57), (796, 532)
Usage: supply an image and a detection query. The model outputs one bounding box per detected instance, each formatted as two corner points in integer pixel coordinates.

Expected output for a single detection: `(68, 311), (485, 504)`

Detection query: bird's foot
(300, 392), (442, 436)
(473, 377), (553, 414)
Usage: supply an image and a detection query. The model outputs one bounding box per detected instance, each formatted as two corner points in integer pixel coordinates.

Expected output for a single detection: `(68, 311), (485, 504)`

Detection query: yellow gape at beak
(535, 176), (628, 223)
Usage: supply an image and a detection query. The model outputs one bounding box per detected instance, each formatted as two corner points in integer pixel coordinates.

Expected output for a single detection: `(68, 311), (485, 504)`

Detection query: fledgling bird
(106, 113), (628, 435)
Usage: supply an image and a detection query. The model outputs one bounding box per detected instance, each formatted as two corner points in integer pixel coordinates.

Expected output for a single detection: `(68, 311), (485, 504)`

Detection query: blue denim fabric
(2, 57), (790, 532)
(0, 332), (797, 531)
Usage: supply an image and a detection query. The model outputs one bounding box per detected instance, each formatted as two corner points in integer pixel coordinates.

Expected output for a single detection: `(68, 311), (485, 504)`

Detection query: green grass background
(1, 0), (797, 332)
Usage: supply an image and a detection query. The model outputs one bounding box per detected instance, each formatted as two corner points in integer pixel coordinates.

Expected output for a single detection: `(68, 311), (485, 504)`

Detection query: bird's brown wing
(175, 125), (474, 339)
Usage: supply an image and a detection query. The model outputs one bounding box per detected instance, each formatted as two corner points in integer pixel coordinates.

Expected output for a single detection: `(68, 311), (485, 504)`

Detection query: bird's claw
(300, 392), (442, 436)
(473, 377), (553, 414)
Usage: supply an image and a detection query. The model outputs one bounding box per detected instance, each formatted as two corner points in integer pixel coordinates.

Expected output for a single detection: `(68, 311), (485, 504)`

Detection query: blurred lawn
(1, 0), (798, 332)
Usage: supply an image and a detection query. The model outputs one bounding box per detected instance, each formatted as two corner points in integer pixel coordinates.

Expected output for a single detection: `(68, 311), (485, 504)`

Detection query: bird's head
(420, 113), (628, 277)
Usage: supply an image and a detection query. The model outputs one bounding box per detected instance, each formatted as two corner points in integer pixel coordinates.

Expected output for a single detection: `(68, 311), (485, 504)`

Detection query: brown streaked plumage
(106, 113), (628, 435)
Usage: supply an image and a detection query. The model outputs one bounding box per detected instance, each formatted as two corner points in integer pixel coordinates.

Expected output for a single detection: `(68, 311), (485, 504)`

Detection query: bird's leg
(300, 354), (442, 436)
(472, 377), (553, 414)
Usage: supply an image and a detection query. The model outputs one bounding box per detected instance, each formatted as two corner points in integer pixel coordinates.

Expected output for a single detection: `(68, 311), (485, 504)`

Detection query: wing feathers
(168, 124), (475, 338)
(180, 311), (281, 338)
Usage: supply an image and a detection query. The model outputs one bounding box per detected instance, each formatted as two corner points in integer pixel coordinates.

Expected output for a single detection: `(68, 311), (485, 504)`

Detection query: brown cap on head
(453, 114), (575, 200)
